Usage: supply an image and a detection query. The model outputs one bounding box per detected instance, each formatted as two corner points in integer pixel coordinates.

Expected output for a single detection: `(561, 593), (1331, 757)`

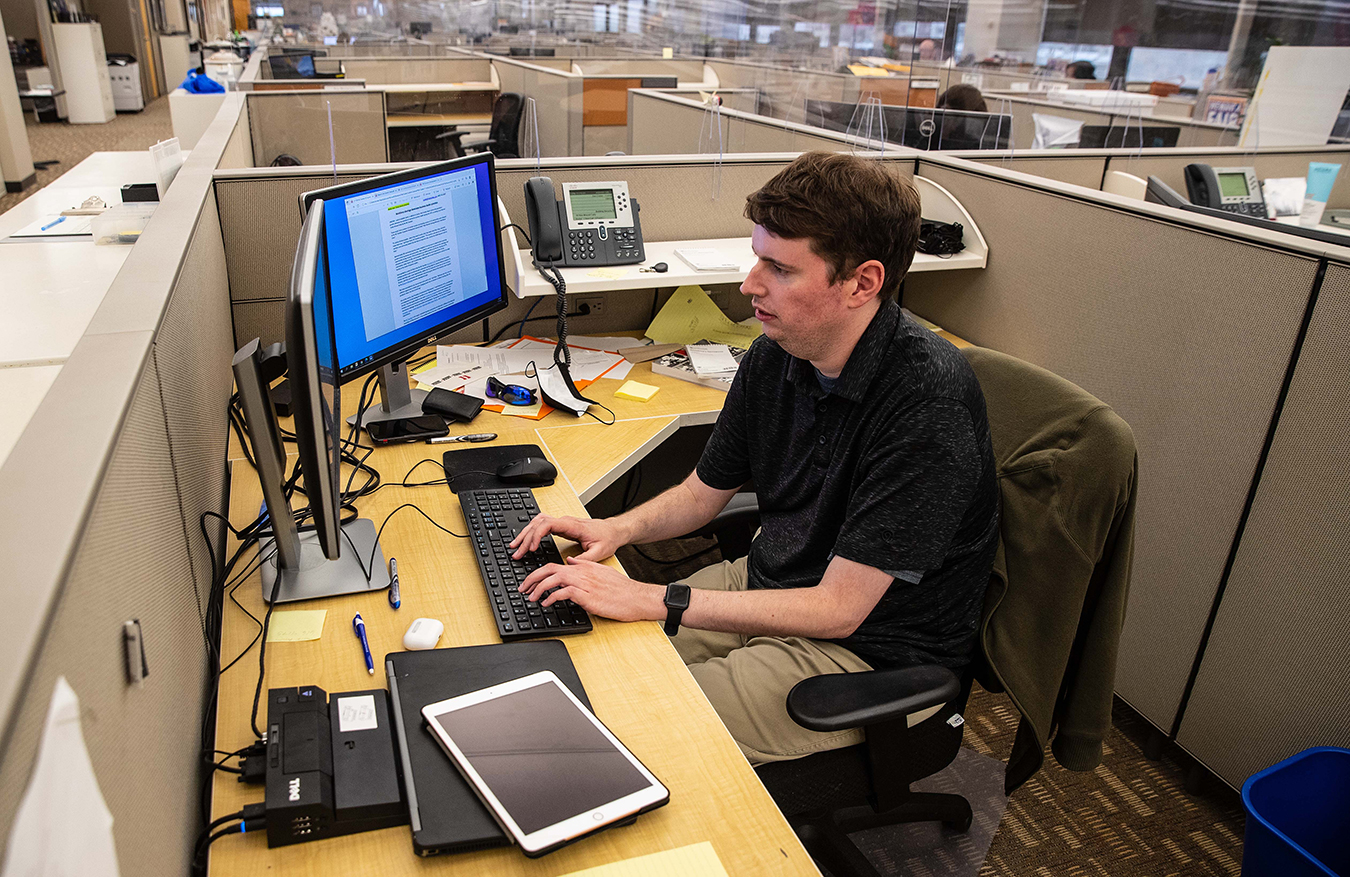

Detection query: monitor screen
(306, 155), (509, 380)
(1218, 172), (1249, 198)
(1078, 125), (1181, 149)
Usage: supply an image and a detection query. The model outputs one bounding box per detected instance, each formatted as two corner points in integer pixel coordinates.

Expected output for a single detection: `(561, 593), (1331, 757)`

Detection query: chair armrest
(786, 665), (959, 732)
(462, 138), (496, 153)
(434, 129), (468, 144)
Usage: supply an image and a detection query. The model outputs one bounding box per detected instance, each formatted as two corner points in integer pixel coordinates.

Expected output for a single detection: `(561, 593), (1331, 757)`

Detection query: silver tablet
(421, 670), (669, 856)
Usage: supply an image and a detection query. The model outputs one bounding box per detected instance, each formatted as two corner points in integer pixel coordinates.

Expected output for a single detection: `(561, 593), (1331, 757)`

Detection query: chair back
(960, 346), (1137, 793)
(490, 93), (525, 159)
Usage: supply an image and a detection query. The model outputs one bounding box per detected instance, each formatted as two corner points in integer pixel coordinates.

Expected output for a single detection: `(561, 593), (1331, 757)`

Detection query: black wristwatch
(663, 583), (691, 636)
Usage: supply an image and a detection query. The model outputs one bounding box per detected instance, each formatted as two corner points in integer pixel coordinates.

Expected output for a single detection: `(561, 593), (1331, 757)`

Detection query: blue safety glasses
(486, 375), (536, 405)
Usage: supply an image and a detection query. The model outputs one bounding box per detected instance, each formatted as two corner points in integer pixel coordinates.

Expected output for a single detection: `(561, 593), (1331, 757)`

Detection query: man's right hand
(510, 513), (626, 563)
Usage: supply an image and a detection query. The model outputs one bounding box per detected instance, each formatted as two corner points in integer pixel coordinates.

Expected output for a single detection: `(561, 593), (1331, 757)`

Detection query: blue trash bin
(1241, 747), (1350, 877)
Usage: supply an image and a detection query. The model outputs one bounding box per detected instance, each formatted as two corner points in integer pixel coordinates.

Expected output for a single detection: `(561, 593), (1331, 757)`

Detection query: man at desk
(513, 152), (1000, 763)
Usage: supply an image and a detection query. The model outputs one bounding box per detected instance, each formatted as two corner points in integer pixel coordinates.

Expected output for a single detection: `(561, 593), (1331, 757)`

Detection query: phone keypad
(568, 229), (597, 262)
(1221, 203), (1267, 218)
(613, 227), (641, 261)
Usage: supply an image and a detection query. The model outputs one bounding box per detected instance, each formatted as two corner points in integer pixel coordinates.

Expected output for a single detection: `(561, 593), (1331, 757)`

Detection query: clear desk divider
(521, 97), (541, 173)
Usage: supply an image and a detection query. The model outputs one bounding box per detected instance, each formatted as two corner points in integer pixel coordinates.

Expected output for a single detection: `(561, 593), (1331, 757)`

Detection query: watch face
(665, 584), (691, 611)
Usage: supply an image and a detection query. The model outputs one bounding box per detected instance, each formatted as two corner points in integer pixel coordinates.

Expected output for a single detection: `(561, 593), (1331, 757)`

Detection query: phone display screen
(427, 680), (652, 835)
(568, 189), (618, 222)
(366, 415), (448, 443)
(1218, 172), (1250, 198)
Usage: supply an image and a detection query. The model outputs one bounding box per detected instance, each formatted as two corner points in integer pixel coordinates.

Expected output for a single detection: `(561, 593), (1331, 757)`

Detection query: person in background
(936, 83), (988, 112)
(1067, 60), (1096, 80)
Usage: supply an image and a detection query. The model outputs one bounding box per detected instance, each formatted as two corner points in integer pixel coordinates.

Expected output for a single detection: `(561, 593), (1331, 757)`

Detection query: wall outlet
(577, 295), (605, 316)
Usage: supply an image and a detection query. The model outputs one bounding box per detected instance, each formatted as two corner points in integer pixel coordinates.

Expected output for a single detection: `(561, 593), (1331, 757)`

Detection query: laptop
(385, 641), (591, 856)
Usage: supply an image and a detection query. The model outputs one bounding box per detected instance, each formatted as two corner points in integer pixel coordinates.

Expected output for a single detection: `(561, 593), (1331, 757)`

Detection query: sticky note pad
(266, 609), (327, 642)
(615, 380), (660, 402)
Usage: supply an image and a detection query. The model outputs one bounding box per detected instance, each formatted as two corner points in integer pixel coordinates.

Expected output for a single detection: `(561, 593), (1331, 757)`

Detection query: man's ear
(847, 259), (886, 308)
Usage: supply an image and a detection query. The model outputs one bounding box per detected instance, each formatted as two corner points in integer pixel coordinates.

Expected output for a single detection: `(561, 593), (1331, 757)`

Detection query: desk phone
(524, 177), (645, 268)
(1184, 164), (1267, 218)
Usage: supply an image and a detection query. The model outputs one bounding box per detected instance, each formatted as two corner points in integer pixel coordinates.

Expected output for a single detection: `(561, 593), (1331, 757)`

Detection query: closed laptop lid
(385, 641), (590, 856)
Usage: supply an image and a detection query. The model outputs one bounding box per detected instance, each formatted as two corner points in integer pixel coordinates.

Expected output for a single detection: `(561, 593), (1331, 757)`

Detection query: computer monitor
(1079, 125), (1180, 149)
(301, 153), (510, 427)
(268, 52), (317, 78)
(231, 199), (390, 603)
(803, 99), (1012, 150)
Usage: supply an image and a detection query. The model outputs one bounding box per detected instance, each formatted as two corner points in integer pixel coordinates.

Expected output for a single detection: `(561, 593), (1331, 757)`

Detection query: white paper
(1, 677), (120, 877)
(9, 215), (94, 239)
(415, 361), (489, 392)
(337, 694), (379, 732)
(674, 247), (739, 271)
(437, 345), (542, 376)
(686, 343), (739, 376)
(565, 335), (648, 353)
(507, 339), (630, 380)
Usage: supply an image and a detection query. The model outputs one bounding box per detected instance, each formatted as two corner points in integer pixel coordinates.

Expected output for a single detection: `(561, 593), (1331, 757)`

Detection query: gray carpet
(0, 96), (174, 214)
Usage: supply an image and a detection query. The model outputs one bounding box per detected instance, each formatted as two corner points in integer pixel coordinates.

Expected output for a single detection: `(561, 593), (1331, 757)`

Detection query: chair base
(789, 792), (973, 877)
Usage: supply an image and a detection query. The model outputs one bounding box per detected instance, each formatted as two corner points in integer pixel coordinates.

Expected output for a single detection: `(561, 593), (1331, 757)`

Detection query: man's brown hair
(744, 152), (922, 300)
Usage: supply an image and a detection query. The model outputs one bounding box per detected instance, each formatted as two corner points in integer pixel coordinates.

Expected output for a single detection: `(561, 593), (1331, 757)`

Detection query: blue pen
(352, 613), (374, 675)
(40, 216), (66, 232)
(388, 557), (400, 609)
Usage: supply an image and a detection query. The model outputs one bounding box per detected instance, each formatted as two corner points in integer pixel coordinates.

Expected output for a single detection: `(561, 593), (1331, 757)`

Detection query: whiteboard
(1240, 46), (1350, 147)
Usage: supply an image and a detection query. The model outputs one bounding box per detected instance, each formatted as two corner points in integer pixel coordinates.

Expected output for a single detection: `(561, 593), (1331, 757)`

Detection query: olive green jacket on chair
(960, 347), (1139, 795)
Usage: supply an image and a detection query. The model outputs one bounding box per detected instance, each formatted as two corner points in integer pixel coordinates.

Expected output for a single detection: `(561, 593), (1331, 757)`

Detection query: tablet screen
(427, 680), (652, 835)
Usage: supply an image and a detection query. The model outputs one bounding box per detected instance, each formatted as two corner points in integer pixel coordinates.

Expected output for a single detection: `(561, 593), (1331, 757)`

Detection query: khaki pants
(670, 557), (873, 765)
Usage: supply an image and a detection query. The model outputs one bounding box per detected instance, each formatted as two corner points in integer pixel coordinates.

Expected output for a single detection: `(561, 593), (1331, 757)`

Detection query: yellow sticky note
(266, 609), (327, 642)
(662, 47), (674, 59)
(586, 267), (627, 280)
(615, 380), (660, 402)
(560, 841), (729, 877)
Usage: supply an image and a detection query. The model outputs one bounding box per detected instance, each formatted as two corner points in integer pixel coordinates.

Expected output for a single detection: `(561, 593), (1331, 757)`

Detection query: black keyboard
(457, 487), (593, 641)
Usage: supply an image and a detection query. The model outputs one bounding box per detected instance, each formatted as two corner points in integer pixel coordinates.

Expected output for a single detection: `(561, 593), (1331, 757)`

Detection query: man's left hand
(518, 557), (665, 623)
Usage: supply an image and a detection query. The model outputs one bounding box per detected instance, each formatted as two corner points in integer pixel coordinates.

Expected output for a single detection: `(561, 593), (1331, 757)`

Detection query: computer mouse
(402, 618), (443, 651)
(496, 456), (557, 486)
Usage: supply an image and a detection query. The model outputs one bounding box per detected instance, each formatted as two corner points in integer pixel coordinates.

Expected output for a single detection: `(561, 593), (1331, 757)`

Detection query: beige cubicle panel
(0, 111), (238, 874)
(627, 90), (866, 156)
(902, 157), (1323, 735)
(572, 58), (706, 81)
(247, 90), (387, 167)
(1175, 260), (1350, 789)
(491, 57), (582, 157)
(337, 57), (493, 84)
(962, 152), (1108, 189)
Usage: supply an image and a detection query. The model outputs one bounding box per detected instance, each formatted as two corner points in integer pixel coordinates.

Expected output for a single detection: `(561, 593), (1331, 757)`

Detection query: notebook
(385, 641), (591, 856)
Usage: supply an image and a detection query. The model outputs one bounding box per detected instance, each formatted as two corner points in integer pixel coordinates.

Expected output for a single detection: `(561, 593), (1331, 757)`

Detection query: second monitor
(302, 153), (511, 428)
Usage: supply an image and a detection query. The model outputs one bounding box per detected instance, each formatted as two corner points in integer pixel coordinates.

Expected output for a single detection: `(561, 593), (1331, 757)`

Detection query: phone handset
(1183, 163), (1222, 208)
(524, 176), (565, 267)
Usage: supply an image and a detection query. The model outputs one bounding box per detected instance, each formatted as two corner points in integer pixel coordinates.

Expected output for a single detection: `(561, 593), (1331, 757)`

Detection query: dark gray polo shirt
(696, 300), (999, 670)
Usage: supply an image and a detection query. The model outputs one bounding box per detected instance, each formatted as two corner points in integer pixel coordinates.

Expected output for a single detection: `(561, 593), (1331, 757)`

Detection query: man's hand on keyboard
(510, 514), (623, 564)
(517, 557), (664, 624)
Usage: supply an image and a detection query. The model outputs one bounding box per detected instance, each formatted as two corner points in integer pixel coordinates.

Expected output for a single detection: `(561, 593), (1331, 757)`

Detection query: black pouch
(918, 219), (965, 256)
(422, 388), (483, 422)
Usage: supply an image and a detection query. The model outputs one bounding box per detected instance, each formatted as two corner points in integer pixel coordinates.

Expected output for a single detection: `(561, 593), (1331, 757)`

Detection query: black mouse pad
(442, 443), (555, 492)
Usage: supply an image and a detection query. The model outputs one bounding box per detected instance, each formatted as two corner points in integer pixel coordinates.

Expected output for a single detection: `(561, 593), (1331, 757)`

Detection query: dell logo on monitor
(288, 777), (301, 801)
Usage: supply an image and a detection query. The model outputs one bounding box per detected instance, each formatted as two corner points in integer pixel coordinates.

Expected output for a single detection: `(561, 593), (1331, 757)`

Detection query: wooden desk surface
(209, 362), (817, 876)
(209, 329), (968, 875)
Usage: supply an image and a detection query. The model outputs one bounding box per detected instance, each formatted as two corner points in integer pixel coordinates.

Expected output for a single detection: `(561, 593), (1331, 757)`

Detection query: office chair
(439, 92), (525, 159)
(694, 345), (1137, 877)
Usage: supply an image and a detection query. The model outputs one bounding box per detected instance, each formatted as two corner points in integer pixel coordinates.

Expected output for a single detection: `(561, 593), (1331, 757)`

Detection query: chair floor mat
(847, 747), (1008, 877)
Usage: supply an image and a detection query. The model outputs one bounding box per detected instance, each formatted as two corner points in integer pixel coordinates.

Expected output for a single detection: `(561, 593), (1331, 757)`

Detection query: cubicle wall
(490, 56), (582, 157)
(337, 57), (492, 84)
(628, 90), (876, 156)
(246, 90), (387, 167)
(571, 58), (708, 81)
(1174, 262), (1350, 784)
(214, 152), (824, 349)
(984, 92), (1239, 150)
(0, 95), (240, 874)
(901, 156), (1348, 768)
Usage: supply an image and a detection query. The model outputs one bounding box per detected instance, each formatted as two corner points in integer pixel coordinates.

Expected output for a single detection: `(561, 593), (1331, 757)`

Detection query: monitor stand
(260, 517), (391, 604)
(347, 360), (428, 428)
